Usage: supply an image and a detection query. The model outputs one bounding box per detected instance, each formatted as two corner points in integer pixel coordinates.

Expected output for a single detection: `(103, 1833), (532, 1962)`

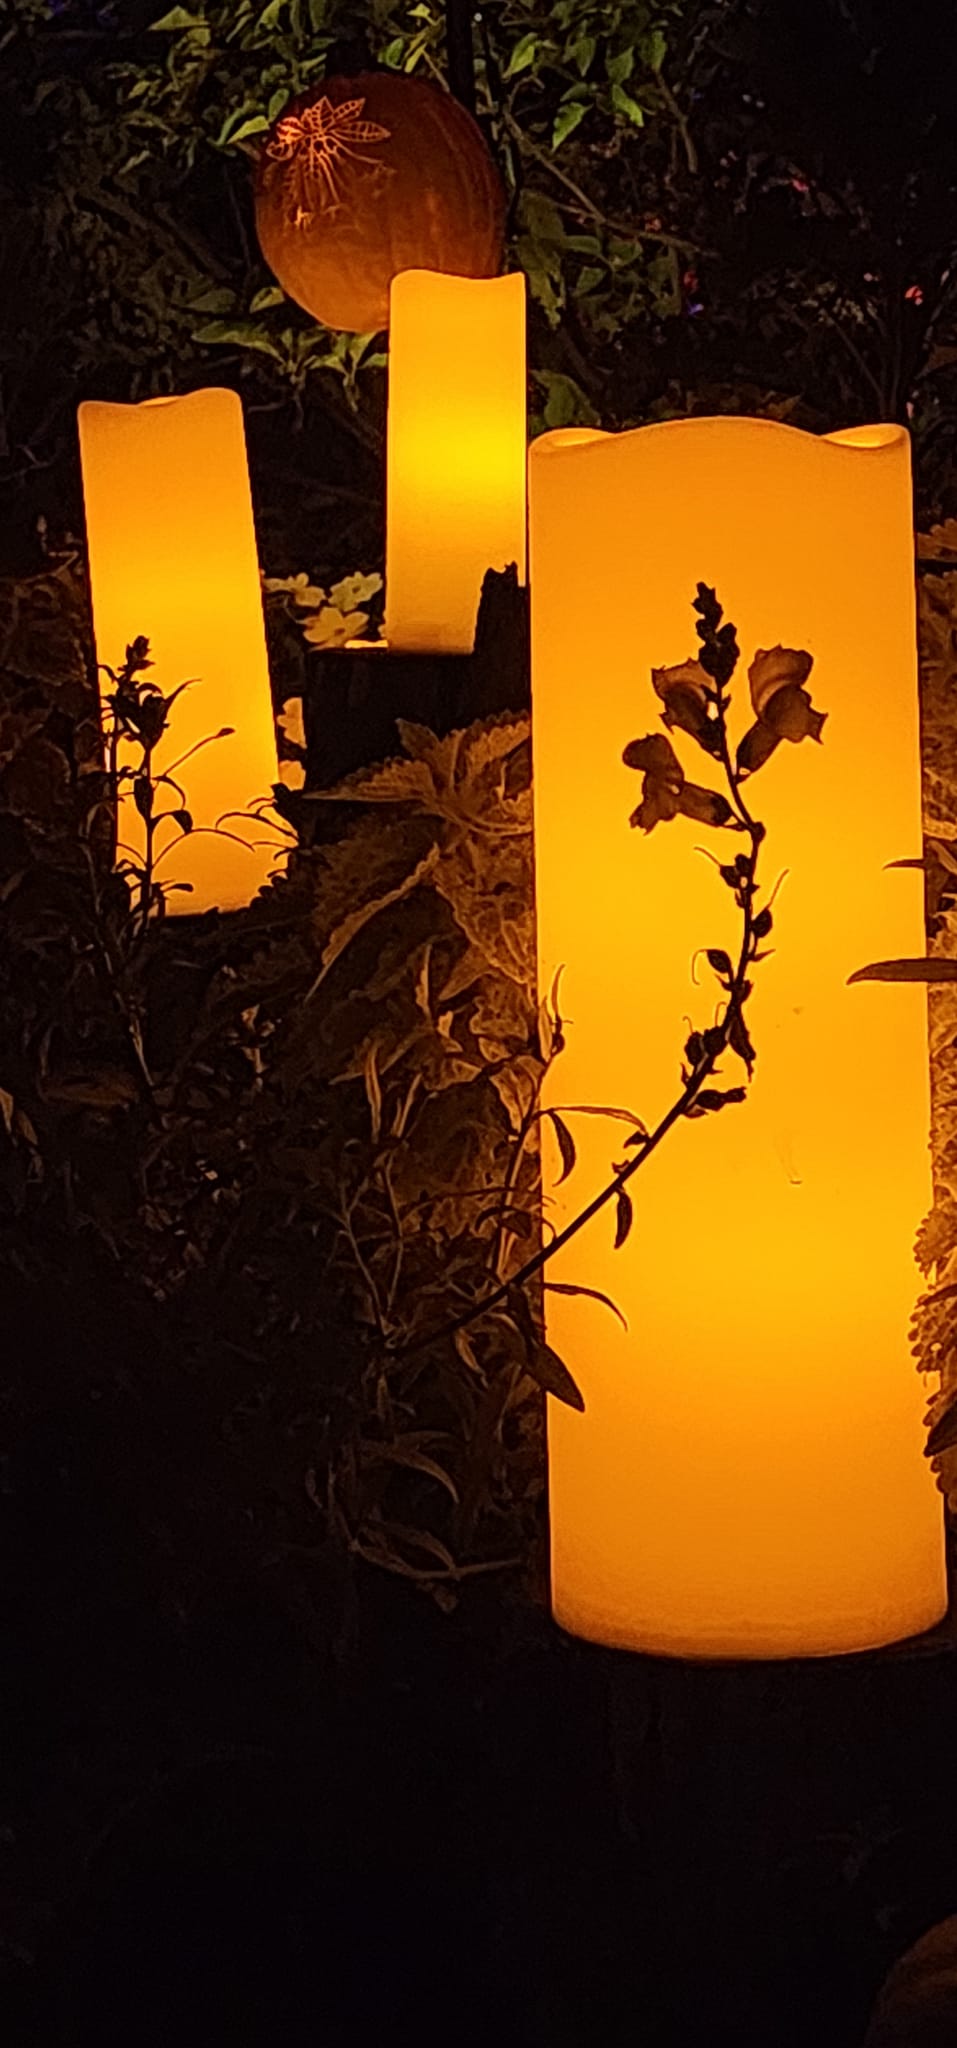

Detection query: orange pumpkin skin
(254, 72), (506, 334)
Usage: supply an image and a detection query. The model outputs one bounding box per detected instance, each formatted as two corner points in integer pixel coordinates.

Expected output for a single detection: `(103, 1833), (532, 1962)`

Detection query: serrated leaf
(317, 754), (437, 807)
(614, 1186), (634, 1248)
(308, 847), (439, 995)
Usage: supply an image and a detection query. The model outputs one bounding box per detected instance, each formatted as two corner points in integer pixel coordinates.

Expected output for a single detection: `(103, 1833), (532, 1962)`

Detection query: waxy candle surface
(529, 417), (946, 1658)
(78, 388), (278, 914)
(385, 270), (526, 654)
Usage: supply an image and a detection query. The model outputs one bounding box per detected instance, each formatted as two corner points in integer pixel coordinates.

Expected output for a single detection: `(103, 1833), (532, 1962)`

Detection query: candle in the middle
(385, 270), (527, 655)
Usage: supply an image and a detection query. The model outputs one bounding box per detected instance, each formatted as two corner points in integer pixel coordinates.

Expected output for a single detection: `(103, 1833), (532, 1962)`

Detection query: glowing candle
(529, 417), (946, 1658)
(385, 269), (526, 654)
(78, 388), (278, 914)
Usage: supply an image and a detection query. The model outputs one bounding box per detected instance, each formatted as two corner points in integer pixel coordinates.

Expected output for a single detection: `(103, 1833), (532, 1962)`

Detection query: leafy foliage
(2, 0), (956, 586)
(905, 536), (957, 1499)
(0, 580), (557, 1623)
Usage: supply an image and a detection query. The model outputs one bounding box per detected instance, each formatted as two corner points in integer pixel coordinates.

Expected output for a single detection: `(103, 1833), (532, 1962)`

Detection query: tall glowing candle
(385, 269), (526, 654)
(529, 418), (946, 1658)
(78, 388), (278, 914)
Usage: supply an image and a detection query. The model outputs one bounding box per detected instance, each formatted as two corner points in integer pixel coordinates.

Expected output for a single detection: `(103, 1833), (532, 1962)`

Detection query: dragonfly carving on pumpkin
(266, 95), (392, 224)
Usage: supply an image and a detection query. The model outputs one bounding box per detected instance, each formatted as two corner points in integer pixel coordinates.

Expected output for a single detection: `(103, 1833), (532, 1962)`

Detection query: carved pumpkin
(254, 71), (506, 334)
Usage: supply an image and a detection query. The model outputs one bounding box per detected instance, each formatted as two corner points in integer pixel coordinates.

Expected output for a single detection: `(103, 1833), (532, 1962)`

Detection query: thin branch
(505, 114), (704, 255)
(655, 71), (698, 175)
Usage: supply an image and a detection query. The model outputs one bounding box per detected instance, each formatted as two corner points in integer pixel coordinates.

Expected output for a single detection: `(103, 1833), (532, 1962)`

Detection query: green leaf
(611, 82), (646, 128)
(504, 31), (539, 78)
(150, 6), (206, 28)
(226, 114), (270, 145)
(533, 370), (599, 431)
(192, 320), (283, 358)
(569, 33), (596, 76)
(552, 100), (588, 149)
(188, 285), (236, 314)
(641, 28), (667, 72)
(249, 284), (286, 311)
(606, 48), (635, 87)
(848, 958), (957, 985)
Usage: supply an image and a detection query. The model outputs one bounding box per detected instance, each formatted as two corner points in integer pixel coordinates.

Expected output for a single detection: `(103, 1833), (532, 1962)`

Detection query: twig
(655, 71), (698, 175)
(505, 114), (703, 255)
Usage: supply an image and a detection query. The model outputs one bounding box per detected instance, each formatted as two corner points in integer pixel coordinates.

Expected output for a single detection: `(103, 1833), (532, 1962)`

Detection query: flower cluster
(625, 587), (824, 834)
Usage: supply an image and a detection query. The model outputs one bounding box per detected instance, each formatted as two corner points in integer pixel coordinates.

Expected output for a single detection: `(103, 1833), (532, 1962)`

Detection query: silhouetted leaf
(614, 1186), (634, 1248)
(546, 1110), (576, 1184)
(544, 1280), (628, 1330)
(687, 1085), (747, 1115)
(524, 1340), (585, 1411)
(848, 959), (957, 984)
(927, 1394), (957, 1458)
(728, 1006), (756, 1073)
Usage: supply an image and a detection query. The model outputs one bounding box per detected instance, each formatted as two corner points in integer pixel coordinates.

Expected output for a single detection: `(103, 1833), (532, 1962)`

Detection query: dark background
(3, 3), (957, 2041)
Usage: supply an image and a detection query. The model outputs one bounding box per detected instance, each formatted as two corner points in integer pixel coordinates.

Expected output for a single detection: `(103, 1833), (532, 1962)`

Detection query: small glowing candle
(77, 388), (278, 914)
(385, 269), (526, 654)
(529, 416), (946, 1659)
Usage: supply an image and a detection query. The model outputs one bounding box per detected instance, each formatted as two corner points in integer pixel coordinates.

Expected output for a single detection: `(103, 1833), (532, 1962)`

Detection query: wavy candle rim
(530, 414), (910, 468)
